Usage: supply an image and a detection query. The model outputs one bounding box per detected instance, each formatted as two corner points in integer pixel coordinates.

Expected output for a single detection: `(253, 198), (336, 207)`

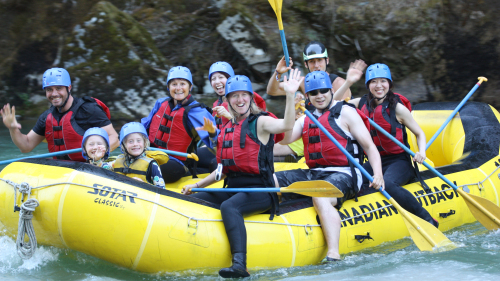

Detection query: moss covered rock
(62, 1), (170, 120)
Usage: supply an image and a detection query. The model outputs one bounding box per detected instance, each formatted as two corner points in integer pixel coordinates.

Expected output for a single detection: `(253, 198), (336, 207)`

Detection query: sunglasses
(307, 88), (330, 96)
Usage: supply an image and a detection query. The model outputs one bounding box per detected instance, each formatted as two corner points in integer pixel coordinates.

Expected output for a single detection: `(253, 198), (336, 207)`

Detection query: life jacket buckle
(215, 163), (223, 181)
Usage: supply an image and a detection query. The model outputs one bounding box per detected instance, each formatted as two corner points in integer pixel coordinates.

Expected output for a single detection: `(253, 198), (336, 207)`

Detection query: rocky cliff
(0, 0), (498, 120)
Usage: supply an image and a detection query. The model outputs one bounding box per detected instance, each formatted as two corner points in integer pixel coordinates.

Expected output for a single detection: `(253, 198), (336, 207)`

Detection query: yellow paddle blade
(390, 198), (456, 251)
(281, 180), (344, 198)
(268, 0), (284, 29)
(268, 0), (282, 15)
(458, 189), (500, 230)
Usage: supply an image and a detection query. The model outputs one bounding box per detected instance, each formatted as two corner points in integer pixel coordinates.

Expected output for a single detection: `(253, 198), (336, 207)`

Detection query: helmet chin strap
(124, 147), (146, 164)
(375, 93), (388, 101)
(176, 93), (191, 105)
(57, 87), (71, 113)
(229, 99), (253, 119)
(316, 92), (334, 114)
(217, 95), (224, 106)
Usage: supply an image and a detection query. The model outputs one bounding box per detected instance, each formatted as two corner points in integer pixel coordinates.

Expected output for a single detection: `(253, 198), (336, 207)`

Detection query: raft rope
(4, 180), (40, 259)
(2, 164), (500, 234)
(0, 179), (322, 229)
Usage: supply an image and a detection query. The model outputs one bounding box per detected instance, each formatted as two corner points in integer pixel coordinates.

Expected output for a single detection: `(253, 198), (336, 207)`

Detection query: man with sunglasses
(266, 41), (352, 104)
(275, 61), (384, 263)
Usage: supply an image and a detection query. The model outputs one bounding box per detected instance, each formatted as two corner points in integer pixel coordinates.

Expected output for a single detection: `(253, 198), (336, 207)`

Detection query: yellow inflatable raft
(1, 101), (500, 273)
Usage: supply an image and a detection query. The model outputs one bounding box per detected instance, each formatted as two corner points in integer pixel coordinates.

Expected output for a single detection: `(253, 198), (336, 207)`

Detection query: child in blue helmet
(82, 127), (113, 170)
(113, 122), (166, 189)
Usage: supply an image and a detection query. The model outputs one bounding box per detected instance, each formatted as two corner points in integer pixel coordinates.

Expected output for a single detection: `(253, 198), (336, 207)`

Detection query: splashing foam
(0, 235), (59, 273)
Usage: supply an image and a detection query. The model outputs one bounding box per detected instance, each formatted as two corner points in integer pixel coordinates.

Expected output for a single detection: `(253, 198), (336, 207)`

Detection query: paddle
(269, 0), (290, 68)
(149, 147), (199, 161)
(368, 117), (500, 230)
(0, 148), (83, 166)
(426, 77), (488, 150)
(191, 180), (344, 198)
(299, 106), (454, 251)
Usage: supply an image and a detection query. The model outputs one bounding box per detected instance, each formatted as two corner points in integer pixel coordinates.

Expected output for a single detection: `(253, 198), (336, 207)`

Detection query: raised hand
(195, 117), (216, 134)
(282, 68), (304, 95)
(1, 104), (22, 130)
(213, 106), (233, 120)
(93, 146), (107, 161)
(275, 56), (293, 75)
(346, 59), (368, 85)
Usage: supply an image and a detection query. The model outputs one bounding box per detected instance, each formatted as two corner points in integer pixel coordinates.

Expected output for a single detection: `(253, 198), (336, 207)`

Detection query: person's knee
(313, 197), (338, 211)
(383, 180), (399, 192)
(220, 200), (238, 215)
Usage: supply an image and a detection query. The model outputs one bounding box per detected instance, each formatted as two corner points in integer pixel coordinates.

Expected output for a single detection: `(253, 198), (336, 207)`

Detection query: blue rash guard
(141, 97), (219, 165)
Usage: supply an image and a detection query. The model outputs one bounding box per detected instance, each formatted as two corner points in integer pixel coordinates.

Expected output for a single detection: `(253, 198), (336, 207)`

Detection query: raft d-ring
(478, 182), (484, 191)
(304, 225), (313, 235)
(187, 217), (198, 229)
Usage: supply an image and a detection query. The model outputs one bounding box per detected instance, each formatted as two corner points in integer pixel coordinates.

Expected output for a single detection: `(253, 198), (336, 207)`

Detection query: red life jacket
(359, 93), (411, 156)
(303, 101), (364, 169)
(217, 112), (276, 179)
(148, 96), (202, 161)
(45, 97), (110, 162)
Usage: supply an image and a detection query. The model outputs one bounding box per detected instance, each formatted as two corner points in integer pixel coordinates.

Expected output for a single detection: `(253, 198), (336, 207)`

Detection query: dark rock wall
(0, 0), (498, 120)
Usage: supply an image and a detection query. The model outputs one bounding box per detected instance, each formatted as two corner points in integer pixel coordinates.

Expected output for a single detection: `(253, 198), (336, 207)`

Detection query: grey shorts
(275, 168), (357, 209)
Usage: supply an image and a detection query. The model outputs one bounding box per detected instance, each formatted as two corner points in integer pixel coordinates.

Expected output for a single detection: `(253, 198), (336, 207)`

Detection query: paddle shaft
(369, 118), (500, 228)
(270, 0), (290, 67)
(303, 109), (453, 249)
(426, 77), (487, 150)
(0, 148), (83, 166)
(280, 30), (290, 68)
(368, 118), (460, 191)
(192, 188), (287, 193)
(149, 147), (198, 161)
(301, 110), (393, 199)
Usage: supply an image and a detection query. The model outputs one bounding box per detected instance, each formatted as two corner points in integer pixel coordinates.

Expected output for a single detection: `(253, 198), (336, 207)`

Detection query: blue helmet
(167, 66), (193, 90)
(208, 62), (235, 81)
(119, 122), (148, 153)
(304, 71), (332, 93)
(81, 127), (110, 160)
(42, 68), (71, 89)
(225, 75), (253, 97)
(365, 63), (392, 88)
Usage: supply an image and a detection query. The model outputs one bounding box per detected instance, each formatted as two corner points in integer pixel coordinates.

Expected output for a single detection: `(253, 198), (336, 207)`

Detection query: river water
(1, 110), (500, 280)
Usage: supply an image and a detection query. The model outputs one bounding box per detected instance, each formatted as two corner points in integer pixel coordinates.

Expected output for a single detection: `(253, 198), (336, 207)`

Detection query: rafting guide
(1, 67), (119, 161)
(267, 41), (352, 107)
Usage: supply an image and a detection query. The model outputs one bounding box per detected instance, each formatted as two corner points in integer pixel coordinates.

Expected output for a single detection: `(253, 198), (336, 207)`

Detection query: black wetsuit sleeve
(75, 102), (112, 131)
(32, 109), (52, 136)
